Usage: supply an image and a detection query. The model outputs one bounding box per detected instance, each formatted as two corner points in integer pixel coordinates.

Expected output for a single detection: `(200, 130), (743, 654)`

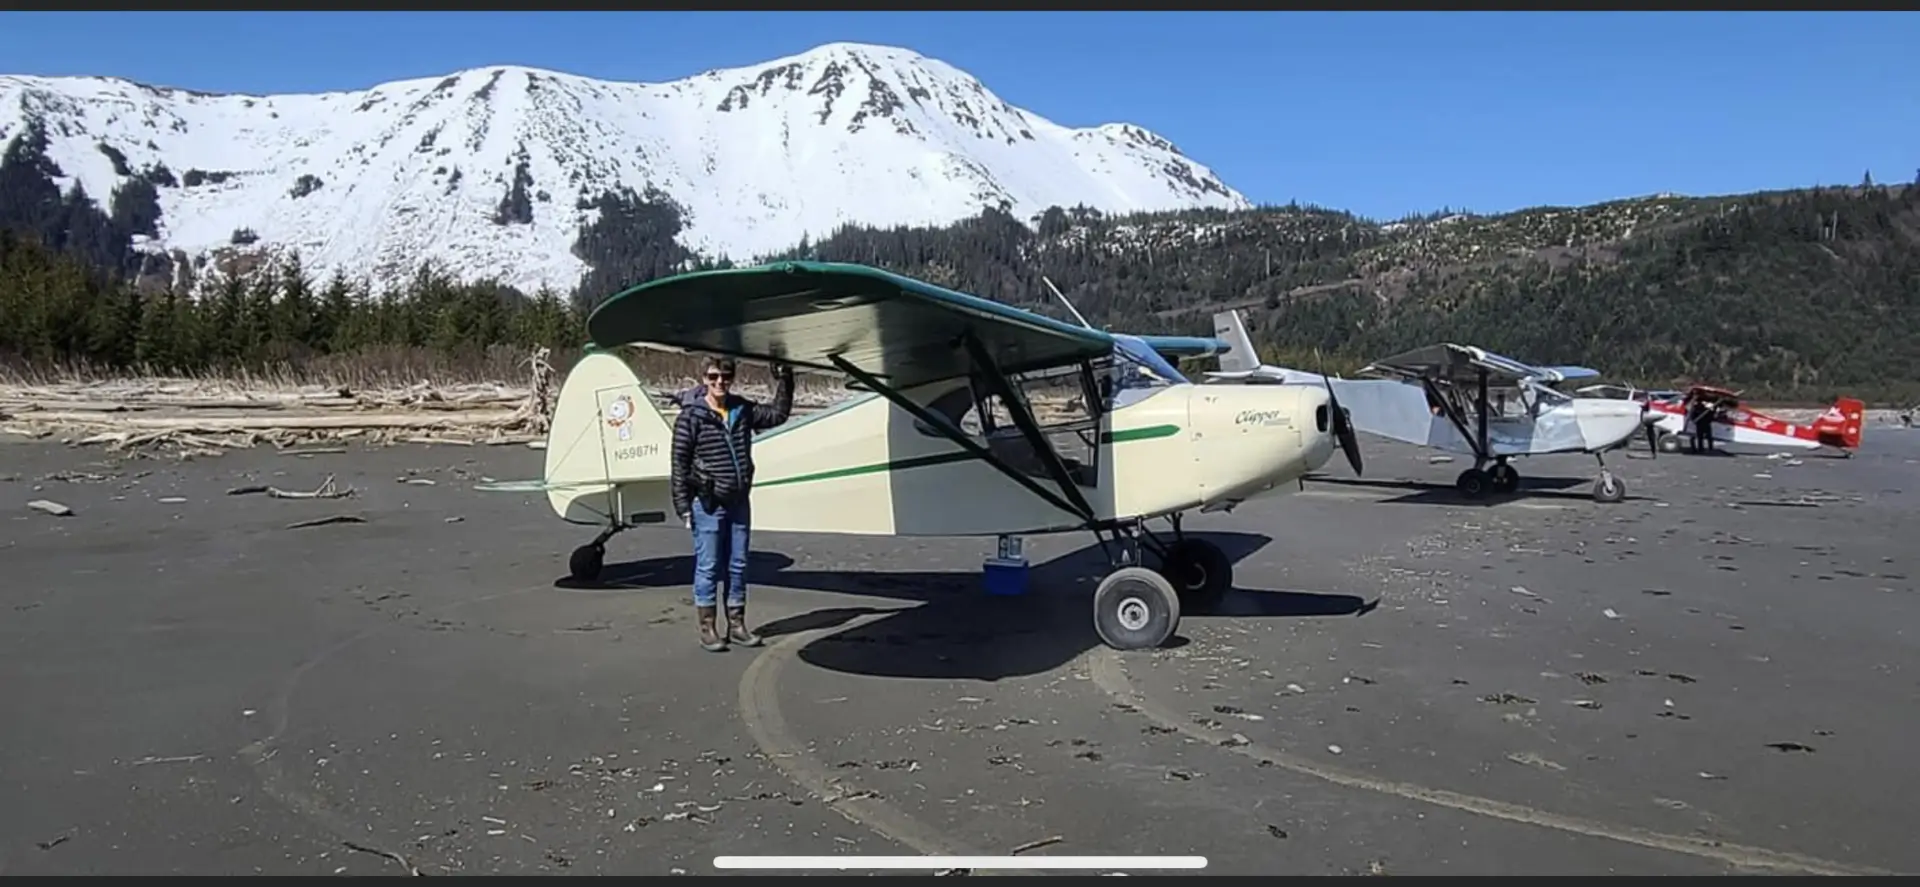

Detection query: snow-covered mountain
(0, 42), (1250, 294)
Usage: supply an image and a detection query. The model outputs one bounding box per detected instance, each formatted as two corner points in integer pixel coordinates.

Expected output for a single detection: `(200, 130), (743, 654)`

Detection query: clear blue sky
(3, 11), (1914, 221)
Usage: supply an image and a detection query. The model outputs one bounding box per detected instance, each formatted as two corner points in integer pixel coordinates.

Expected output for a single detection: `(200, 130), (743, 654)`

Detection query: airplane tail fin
(518, 349), (677, 524)
(1812, 396), (1866, 450)
(1212, 309), (1261, 373)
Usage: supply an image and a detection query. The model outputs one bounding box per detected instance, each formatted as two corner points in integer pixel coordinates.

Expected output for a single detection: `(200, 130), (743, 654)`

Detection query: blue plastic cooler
(983, 535), (1030, 596)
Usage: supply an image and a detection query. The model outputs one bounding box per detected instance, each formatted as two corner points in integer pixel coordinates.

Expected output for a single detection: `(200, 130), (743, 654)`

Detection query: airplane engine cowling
(1189, 384), (1334, 505)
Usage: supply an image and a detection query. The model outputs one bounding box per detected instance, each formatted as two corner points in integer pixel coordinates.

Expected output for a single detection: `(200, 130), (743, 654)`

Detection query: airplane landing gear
(1488, 460), (1520, 494)
(569, 544), (605, 583)
(1458, 460), (1519, 497)
(1093, 566), (1181, 651)
(1158, 537), (1234, 612)
(1591, 454), (1626, 504)
(1145, 512), (1234, 611)
(1090, 513), (1219, 649)
(1655, 432), (1682, 454)
(1592, 473), (1626, 503)
(568, 523), (626, 583)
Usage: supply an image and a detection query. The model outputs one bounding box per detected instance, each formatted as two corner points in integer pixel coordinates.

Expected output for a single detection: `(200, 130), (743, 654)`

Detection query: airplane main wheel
(1488, 463), (1520, 493)
(1592, 474), (1626, 504)
(1093, 566), (1181, 651)
(569, 543), (605, 582)
(1157, 538), (1234, 612)
(1656, 433), (1682, 454)
(1456, 468), (1491, 498)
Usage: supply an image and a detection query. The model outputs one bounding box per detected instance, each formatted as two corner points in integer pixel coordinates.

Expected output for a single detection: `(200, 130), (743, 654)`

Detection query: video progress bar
(713, 856), (1207, 871)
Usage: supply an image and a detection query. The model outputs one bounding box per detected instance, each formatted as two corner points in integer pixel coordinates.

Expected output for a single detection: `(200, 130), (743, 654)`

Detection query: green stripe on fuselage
(754, 423), (1181, 488)
(1104, 424), (1180, 444)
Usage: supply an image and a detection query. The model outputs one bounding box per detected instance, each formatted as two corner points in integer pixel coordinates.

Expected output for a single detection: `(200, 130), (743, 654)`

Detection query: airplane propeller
(1314, 349), (1364, 477)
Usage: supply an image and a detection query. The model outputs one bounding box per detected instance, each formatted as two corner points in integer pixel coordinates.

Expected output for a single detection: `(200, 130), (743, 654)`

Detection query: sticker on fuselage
(1235, 409), (1293, 428)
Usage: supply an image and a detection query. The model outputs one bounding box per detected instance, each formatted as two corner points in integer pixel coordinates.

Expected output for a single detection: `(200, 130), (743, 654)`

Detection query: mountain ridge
(0, 41), (1248, 294)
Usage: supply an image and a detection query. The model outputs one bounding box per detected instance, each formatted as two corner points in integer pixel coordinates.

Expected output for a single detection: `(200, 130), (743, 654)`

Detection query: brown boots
(697, 606), (727, 651)
(726, 606), (763, 647)
(696, 605), (762, 652)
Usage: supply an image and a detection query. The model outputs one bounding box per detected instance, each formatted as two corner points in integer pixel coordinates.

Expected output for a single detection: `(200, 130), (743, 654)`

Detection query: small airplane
(1639, 384), (1865, 456)
(479, 262), (1364, 651)
(1203, 308), (1655, 502)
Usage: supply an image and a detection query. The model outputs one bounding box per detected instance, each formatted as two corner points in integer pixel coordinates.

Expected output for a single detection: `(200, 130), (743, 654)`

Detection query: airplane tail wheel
(1456, 468), (1490, 498)
(569, 543), (605, 583)
(1593, 475), (1626, 504)
(1094, 566), (1181, 651)
(1656, 433), (1681, 454)
(1158, 538), (1234, 612)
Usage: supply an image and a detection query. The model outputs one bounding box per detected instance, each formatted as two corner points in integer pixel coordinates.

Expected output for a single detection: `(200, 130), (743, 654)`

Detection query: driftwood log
(0, 346), (838, 458)
(20, 410), (524, 431)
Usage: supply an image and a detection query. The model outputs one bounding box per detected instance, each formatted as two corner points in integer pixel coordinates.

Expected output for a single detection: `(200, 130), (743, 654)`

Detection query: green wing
(585, 261), (1117, 389)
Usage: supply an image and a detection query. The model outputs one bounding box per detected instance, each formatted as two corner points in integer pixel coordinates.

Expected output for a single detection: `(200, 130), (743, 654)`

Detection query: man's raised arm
(748, 362), (795, 430)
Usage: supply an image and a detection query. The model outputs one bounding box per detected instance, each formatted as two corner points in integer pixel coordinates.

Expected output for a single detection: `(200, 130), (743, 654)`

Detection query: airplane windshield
(1112, 335), (1189, 387)
(1521, 379), (1571, 412)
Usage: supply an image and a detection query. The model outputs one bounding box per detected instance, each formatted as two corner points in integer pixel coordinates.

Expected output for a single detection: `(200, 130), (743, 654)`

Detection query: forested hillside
(2, 120), (1915, 403)
(767, 186), (1920, 403)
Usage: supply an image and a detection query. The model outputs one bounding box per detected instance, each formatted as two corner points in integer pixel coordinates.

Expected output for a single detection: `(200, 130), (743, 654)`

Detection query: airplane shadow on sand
(555, 530), (1378, 682)
(1307, 473), (1653, 506)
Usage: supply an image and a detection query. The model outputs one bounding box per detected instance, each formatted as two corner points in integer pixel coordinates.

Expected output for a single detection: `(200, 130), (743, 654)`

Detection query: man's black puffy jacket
(670, 367), (794, 518)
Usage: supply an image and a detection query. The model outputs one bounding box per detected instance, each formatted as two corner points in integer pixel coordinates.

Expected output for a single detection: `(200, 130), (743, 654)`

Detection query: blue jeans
(691, 498), (751, 608)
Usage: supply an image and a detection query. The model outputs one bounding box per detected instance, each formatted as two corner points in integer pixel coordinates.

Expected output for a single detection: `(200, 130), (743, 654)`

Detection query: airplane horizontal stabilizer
(475, 478), (623, 494)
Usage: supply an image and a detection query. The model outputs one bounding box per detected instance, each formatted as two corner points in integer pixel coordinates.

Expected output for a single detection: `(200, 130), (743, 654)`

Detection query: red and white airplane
(1641, 384), (1865, 455)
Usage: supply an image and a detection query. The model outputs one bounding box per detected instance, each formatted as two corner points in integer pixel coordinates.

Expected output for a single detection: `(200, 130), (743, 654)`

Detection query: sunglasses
(706, 372), (735, 382)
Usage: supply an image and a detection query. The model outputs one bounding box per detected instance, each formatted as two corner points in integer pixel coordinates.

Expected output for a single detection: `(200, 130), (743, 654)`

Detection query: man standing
(670, 356), (795, 652)
(1683, 393), (1705, 454)
(1694, 396), (1719, 454)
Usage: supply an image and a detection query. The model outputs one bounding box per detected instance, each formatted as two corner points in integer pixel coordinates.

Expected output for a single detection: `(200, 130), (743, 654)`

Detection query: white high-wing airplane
(476, 264), (1362, 651)
(1205, 309), (1656, 502)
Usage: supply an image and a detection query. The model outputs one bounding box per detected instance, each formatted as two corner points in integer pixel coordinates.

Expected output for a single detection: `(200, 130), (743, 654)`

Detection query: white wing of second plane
(1322, 377), (1442, 447)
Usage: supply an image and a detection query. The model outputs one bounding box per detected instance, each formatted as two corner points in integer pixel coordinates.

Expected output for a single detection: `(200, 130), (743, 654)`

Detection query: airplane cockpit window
(907, 374), (1102, 488)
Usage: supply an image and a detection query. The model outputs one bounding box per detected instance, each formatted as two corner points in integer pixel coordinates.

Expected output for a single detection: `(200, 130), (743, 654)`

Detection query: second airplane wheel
(1456, 468), (1491, 498)
(1157, 537), (1234, 612)
(1488, 463), (1520, 493)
